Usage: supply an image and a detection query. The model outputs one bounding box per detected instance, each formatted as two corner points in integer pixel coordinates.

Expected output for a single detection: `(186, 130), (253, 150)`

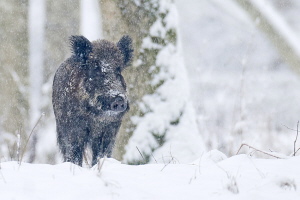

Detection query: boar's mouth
(93, 108), (128, 123)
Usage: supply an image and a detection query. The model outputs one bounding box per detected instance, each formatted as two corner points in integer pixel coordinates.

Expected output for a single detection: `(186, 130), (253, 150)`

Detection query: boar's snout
(110, 96), (127, 112)
(96, 95), (127, 112)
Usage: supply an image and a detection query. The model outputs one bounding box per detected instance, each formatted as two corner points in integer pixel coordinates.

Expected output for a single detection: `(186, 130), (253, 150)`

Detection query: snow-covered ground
(1, 150), (299, 200)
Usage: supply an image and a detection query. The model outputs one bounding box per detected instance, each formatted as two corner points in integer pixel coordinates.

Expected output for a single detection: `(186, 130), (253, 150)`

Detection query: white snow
(1, 151), (299, 199)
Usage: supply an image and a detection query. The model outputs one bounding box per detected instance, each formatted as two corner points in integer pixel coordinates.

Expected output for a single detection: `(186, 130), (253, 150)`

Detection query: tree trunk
(31, 0), (80, 163)
(28, 0), (46, 163)
(100, 0), (205, 163)
(44, 0), (80, 90)
(0, 0), (29, 159)
(233, 0), (300, 74)
(100, 0), (158, 161)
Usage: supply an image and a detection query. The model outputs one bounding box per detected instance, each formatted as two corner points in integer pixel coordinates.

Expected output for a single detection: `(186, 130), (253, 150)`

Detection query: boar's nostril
(110, 97), (127, 112)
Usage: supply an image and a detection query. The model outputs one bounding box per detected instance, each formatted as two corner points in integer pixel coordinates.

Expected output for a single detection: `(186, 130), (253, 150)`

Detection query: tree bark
(44, 0), (80, 83)
(99, 0), (204, 164)
(100, 0), (159, 161)
(233, 0), (300, 74)
(0, 0), (29, 157)
(30, 0), (80, 163)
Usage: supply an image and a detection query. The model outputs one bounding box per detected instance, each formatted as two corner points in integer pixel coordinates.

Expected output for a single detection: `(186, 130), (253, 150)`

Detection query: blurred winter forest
(1, 0), (300, 165)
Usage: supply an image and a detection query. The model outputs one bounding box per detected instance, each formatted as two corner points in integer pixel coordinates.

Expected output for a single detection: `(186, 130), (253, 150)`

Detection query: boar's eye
(96, 96), (104, 109)
(89, 53), (94, 59)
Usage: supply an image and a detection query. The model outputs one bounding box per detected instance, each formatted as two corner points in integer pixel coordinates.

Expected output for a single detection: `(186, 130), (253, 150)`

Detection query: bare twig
(282, 121), (300, 156)
(168, 144), (178, 164)
(282, 124), (297, 131)
(236, 144), (245, 155)
(136, 146), (146, 164)
(294, 121), (299, 156)
(151, 152), (157, 163)
(236, 143), (284, 159)
(214, 163), (239, 194)
(161, 157), (174, 171)
(19, 113), (44, 165)
(295, 147), (300, 155)
(246, 156), (265, 178)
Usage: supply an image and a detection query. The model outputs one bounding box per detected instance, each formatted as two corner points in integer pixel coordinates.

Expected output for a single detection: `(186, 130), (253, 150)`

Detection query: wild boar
(52, 35), (133, 166)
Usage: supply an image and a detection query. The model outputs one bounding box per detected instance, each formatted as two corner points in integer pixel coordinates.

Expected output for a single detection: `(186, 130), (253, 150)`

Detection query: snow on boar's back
(52, 35), (133, 166)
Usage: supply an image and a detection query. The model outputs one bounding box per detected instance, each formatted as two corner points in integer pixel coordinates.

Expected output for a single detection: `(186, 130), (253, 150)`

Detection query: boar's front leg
(57, 117), (89, 166)
(91, 121), (122, 166)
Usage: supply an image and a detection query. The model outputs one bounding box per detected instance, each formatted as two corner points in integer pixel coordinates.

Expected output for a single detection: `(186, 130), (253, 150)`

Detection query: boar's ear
(117, 35), (134, 69)
(69, 35), (92, 61)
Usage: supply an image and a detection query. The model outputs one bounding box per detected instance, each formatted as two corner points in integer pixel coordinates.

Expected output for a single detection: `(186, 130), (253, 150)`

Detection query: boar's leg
(57, 119), (89, 166)
(91, 121), (121, 166)
(64, 141), (85, 166)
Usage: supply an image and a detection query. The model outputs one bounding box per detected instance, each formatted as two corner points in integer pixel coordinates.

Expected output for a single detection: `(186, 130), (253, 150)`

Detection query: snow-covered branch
(233, 0), (300, 74)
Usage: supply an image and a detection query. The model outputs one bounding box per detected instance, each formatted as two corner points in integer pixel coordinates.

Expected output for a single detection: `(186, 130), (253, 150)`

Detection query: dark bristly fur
(52, 35), (133, 166)
(69, 35), (93, 61)
(117, 35), (134, 68)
